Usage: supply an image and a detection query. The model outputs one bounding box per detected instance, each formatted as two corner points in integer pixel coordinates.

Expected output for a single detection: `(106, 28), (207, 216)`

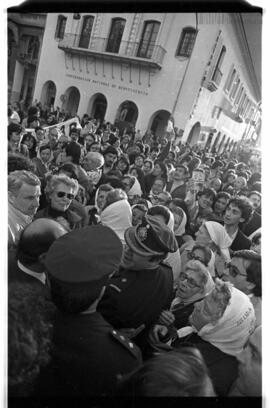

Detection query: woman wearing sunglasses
(35, 174), (83, 231)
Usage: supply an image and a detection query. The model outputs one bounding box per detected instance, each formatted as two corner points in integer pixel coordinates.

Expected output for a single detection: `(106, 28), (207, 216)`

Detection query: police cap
(44, 225), (123, 283)
(125, 215), (178, 256)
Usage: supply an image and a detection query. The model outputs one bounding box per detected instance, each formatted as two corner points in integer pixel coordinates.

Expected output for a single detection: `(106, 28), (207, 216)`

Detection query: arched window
(79, 15), (94, 49)
(176, 27), (197, 57)
(137, 20), (160, 59)
(55, 15), (67, 40)
(212, 46), (226, 85)
(106, 18), (126, 53)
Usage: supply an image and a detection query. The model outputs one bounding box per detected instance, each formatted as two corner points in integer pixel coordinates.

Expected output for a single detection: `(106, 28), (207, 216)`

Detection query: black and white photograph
(5, 1), (264, 405)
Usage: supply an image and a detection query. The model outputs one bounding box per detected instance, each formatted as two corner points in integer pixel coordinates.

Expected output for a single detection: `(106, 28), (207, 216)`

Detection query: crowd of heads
(8, 101), (262, 398)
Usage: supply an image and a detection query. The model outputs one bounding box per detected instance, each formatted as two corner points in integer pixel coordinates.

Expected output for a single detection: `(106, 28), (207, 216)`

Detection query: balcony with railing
(204, 67), (223, 92)
(58, 33), (166, 69)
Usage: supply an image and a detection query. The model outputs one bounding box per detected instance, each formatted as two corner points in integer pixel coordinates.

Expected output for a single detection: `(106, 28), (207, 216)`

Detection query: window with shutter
(106, 18), (126, 53)
(137, 20), (160, 59)
(176, 27), (197, 58)
(55, 15), (67, 40)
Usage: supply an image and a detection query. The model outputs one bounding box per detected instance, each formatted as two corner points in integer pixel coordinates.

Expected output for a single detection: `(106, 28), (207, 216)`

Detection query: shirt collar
(17, 260), (46, 285)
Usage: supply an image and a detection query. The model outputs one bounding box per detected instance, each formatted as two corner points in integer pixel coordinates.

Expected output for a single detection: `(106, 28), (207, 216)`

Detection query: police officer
(98, 214), (179, 350)
(42, 225), (142, 396)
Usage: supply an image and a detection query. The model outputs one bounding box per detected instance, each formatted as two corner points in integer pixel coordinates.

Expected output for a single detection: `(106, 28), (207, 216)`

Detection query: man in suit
(223, 197), (253, 251)
(8, 218), (67, 285)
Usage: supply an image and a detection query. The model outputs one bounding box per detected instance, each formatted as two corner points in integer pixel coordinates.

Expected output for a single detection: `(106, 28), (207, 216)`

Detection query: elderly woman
(180, 221), (232, 277)
(35, 174), (82, 231)
(173, 279), (255, 395)
(100, 189), (132, 245)
(156, 260), (214, 332)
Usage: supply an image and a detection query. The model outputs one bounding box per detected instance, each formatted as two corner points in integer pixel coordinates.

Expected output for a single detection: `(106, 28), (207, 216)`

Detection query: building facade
(28, 12), (261, 150)
(8, 13), (47, 106)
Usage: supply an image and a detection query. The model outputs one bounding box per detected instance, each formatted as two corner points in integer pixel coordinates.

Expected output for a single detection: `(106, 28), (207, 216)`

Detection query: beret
(45, 225), (123, 283)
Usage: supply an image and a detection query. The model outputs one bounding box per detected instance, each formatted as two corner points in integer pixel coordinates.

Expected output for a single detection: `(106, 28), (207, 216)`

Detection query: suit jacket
(230, 228), (251, 252)
(243, 211), (261, 237)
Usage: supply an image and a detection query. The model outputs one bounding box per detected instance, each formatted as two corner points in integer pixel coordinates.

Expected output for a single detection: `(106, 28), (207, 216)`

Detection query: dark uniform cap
(124, 214), (178, 256)
(44, 225), (123, 283)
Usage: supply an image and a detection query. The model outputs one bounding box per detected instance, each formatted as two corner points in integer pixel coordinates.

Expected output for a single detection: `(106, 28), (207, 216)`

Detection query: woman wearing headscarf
(180, 221), (232, 277)
(147, 205), (181, 283)
(156, 260), (215, 332)
(173, 279), (255, 395)
(122, 175), (142, 205)
(100, 189), (132, 245)
(171, 206), (187, 248)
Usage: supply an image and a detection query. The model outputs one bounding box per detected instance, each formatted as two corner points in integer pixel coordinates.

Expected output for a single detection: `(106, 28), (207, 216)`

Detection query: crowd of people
(8, 100), (262, 399)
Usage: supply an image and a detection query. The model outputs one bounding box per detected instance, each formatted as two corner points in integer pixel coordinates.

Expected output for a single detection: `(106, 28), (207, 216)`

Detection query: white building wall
(33, 12), (260, 144)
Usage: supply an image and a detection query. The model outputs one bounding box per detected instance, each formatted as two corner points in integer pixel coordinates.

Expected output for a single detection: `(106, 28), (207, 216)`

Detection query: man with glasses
(224, 250), (261, 327)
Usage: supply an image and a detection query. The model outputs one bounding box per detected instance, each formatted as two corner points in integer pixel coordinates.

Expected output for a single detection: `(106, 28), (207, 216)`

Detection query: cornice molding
(232, 13), (261, 101)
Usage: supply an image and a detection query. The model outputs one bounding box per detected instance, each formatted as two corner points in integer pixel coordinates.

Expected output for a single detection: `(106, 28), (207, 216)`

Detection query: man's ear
(239, 217), (245, 223)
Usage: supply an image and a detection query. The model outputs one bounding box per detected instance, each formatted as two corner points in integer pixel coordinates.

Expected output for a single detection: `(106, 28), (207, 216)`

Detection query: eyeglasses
(56, 191), (75, 200)
(225, 262), (247, 278)
(179, 272), (201, 289)
(187, 252), (206, 265)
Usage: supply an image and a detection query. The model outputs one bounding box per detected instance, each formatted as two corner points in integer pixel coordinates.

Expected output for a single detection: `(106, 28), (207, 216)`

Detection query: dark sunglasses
(56, 191), (75, 200)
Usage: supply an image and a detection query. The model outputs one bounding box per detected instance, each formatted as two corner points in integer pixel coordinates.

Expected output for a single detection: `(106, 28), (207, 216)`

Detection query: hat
(103, 145), (119, 157)
(125, 215), (178, 256)
(44, 225), (123, 283)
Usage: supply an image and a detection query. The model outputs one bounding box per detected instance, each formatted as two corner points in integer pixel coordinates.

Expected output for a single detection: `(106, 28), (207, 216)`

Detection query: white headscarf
(204, 221), (232, 262)
(100, 199), (132, 245)
(174, 208), (187, 237)
(198, 286), (255, 356)
(163, 209), (182, 282)
(128, 176), (142, 198)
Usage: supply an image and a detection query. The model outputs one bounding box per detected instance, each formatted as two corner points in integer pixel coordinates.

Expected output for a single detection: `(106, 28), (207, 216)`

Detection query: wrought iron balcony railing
(58, 33), (166, 68)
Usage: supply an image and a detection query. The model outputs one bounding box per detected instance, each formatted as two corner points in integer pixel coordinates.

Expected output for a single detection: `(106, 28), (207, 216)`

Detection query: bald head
(17, 218), (67, 266)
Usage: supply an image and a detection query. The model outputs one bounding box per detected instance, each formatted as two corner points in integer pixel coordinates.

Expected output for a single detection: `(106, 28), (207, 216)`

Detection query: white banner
(24, 117), (82, 138)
